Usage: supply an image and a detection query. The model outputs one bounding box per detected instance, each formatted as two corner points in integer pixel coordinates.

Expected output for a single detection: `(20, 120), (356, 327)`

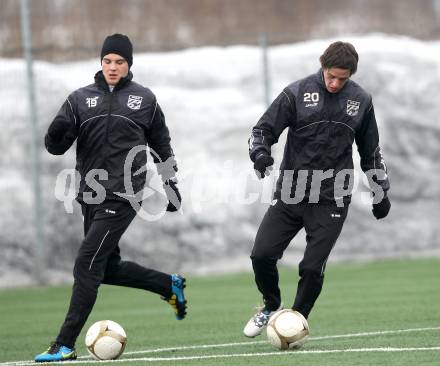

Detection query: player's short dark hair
(319, 41), (359, 75)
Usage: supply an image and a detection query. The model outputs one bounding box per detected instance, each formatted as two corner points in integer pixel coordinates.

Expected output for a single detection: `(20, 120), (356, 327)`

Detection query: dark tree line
(1, 0), (440, 61)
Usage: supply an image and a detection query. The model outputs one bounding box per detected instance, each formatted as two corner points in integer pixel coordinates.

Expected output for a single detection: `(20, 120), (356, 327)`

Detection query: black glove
(163, 179), (182, 212)
(254, 153), (274, 179)
(372, 196), (391, 220)
(48, 119), (71, 141)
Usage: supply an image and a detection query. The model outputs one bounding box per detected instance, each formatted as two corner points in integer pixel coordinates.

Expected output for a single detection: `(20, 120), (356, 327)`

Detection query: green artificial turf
(0, 258), (439, 365)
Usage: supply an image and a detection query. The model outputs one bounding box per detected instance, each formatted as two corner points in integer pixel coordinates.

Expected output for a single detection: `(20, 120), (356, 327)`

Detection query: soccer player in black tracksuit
(243, 42), (391, 338)
(35, 34), (187, 362)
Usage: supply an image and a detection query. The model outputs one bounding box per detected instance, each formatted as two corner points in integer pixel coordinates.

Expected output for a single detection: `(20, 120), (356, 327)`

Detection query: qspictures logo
(53, 145), (388, 221)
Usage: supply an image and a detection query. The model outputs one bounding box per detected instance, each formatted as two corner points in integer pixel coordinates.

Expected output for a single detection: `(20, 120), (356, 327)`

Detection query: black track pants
(250, 200), (348, 318)
(56, 200), (172, 348)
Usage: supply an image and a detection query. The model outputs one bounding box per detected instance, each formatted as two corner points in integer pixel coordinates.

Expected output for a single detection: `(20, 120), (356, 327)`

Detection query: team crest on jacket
(127, 95), (143, 110)
(346, 100), (360, 116)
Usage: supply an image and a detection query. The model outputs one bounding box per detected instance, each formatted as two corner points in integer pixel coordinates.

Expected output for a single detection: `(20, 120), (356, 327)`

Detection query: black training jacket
(45, 71), (175, 203)
(249, 70), (390, 204)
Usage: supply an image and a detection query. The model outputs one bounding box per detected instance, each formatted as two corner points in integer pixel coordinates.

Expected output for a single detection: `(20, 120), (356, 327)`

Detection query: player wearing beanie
(35, 34), (187, 363)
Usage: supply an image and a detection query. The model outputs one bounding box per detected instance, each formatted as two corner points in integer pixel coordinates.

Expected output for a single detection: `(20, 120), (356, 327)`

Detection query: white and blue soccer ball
(266, 309), (310, 350)
(85, 320), (127, 360)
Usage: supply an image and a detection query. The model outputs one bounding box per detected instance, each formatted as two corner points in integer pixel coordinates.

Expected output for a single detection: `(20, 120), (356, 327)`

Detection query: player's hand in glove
(163, 178), (182, 212)
(254, 153), (274, 179)
(372, 195), (391, 219)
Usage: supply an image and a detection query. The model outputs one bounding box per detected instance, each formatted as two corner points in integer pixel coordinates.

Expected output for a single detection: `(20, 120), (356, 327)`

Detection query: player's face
(323, 67), (351, 93)
(102, 54), (129, 86)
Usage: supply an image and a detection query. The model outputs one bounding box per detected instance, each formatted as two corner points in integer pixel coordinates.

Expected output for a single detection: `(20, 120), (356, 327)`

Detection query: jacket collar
(94, 70), (133, 92)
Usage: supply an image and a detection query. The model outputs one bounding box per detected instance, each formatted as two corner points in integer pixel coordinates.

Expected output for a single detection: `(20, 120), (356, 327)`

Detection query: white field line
(2, 326), (440, 366)
(96, 325), (440, 357)
(4, 347), (440, 365)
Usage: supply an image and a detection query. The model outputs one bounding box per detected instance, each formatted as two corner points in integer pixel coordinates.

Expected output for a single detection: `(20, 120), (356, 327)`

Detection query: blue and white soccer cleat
(35, 342), (77, 362)
(162, 274), (187, 320)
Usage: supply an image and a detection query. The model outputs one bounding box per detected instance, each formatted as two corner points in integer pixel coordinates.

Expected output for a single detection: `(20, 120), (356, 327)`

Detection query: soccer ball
(85, 320), (127, 360)
(266, 309), (309, 350)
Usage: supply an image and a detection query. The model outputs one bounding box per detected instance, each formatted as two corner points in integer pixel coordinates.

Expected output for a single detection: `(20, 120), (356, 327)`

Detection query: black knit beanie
(100, 34), (133, 67)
